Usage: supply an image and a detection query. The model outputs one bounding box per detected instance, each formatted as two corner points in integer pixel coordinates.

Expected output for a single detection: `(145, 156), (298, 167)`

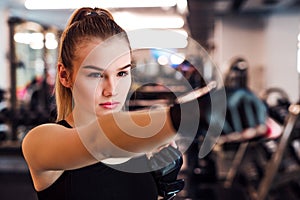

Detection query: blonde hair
(55, 7), (128, 121)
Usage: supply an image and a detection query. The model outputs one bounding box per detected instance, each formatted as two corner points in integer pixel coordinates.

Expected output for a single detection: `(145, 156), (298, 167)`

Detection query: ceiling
(2, 0), (300, 49)
(187, 0), (300, 48)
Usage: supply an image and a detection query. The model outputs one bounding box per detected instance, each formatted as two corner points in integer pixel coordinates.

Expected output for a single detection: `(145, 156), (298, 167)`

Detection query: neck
(67, 107), (97, 128)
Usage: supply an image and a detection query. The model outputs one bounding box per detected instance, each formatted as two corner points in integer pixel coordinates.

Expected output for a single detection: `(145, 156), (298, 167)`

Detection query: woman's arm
(22, 107), (176, 172)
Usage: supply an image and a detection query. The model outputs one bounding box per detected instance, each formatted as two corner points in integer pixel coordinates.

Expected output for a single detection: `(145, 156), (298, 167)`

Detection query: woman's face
(71, 37), (132, 118)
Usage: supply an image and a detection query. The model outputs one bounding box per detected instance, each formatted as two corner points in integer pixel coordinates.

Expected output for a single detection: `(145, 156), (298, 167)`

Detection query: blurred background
(0, 0), (300, 199)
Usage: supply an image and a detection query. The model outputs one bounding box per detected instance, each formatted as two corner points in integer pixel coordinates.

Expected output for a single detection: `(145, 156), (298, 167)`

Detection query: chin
(96, 108), (120, 116)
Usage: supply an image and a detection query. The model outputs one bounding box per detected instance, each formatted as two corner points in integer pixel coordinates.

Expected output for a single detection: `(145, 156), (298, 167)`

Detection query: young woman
(22, 7), (184, 200)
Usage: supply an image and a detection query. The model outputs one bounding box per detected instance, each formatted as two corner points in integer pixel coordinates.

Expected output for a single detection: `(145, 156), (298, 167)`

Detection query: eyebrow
(83, 64), (132, 71)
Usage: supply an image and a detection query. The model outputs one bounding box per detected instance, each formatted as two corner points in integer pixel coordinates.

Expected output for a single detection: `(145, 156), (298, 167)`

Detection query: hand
(148, 145), (185, 200)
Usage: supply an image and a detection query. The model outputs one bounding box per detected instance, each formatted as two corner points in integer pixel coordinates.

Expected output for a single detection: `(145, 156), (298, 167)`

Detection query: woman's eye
(87, 72), (103, 78)
(118, 71), (129, 77)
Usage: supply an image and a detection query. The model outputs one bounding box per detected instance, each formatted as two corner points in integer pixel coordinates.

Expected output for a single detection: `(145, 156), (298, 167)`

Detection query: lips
(99, 102), (120, 109)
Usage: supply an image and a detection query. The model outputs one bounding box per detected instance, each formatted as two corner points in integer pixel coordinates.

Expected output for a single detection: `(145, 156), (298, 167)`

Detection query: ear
(58, 63), (72, 88)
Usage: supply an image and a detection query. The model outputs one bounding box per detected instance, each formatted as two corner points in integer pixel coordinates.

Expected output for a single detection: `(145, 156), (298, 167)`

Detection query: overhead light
(14, 32), (58, 50)
(30, 41), (44, 49)
(14, 32), (43, 44)
(113, 12), (184, 30)
(25, 0), (177, 10)
(170, 53), (185, 65)
(45, 33), (58, 49)
(176, 0), (188, 14)
(127, 29), (188, 49)
(157, 55), (169, 66)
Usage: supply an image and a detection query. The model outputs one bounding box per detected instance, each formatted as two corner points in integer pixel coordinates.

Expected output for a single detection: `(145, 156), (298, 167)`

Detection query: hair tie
(86, 11), (98, 17)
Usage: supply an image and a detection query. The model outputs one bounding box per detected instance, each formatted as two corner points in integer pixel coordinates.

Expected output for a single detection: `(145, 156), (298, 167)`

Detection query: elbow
(21, 131), (32, 164)
(21, 129), (38, 169)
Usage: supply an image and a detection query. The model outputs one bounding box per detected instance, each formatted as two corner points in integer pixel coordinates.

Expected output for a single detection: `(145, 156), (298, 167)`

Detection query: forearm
(78, 107), (177, 160)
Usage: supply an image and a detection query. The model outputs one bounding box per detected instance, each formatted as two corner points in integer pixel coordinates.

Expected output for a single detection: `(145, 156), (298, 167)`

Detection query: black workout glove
(148, 145), (185, 200)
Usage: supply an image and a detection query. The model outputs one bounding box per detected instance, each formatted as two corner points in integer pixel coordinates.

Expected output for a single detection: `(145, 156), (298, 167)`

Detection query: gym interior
(0, 0), (300, 199)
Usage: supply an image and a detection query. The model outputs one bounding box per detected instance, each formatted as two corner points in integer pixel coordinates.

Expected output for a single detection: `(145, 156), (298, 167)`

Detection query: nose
(102, 76), (118, 97)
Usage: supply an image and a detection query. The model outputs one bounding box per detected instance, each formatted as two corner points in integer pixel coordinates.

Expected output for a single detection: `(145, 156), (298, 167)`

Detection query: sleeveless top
(37, 120), (158, 200)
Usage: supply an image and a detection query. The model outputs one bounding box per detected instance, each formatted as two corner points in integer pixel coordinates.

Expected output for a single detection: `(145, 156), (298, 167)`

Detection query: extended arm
(22, 107), (176, 172)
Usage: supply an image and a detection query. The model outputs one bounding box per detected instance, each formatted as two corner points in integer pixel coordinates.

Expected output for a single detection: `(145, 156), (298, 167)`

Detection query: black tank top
(37, 120), (158, 200)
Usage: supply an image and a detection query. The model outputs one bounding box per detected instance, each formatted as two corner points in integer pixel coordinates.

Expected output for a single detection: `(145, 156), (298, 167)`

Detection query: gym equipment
(262, 87), (291, 125)
(256, 104), (300, 200)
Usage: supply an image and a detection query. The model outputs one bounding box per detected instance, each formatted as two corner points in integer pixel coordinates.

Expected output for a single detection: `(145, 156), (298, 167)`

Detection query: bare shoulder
(22, 122), (96, 190)
(22, 122), (94, 171)
(22, 123), (61, 146)
(22, 123), (69, 157)
(25, 123), (67, 136)
(22, 123), (70, 167)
